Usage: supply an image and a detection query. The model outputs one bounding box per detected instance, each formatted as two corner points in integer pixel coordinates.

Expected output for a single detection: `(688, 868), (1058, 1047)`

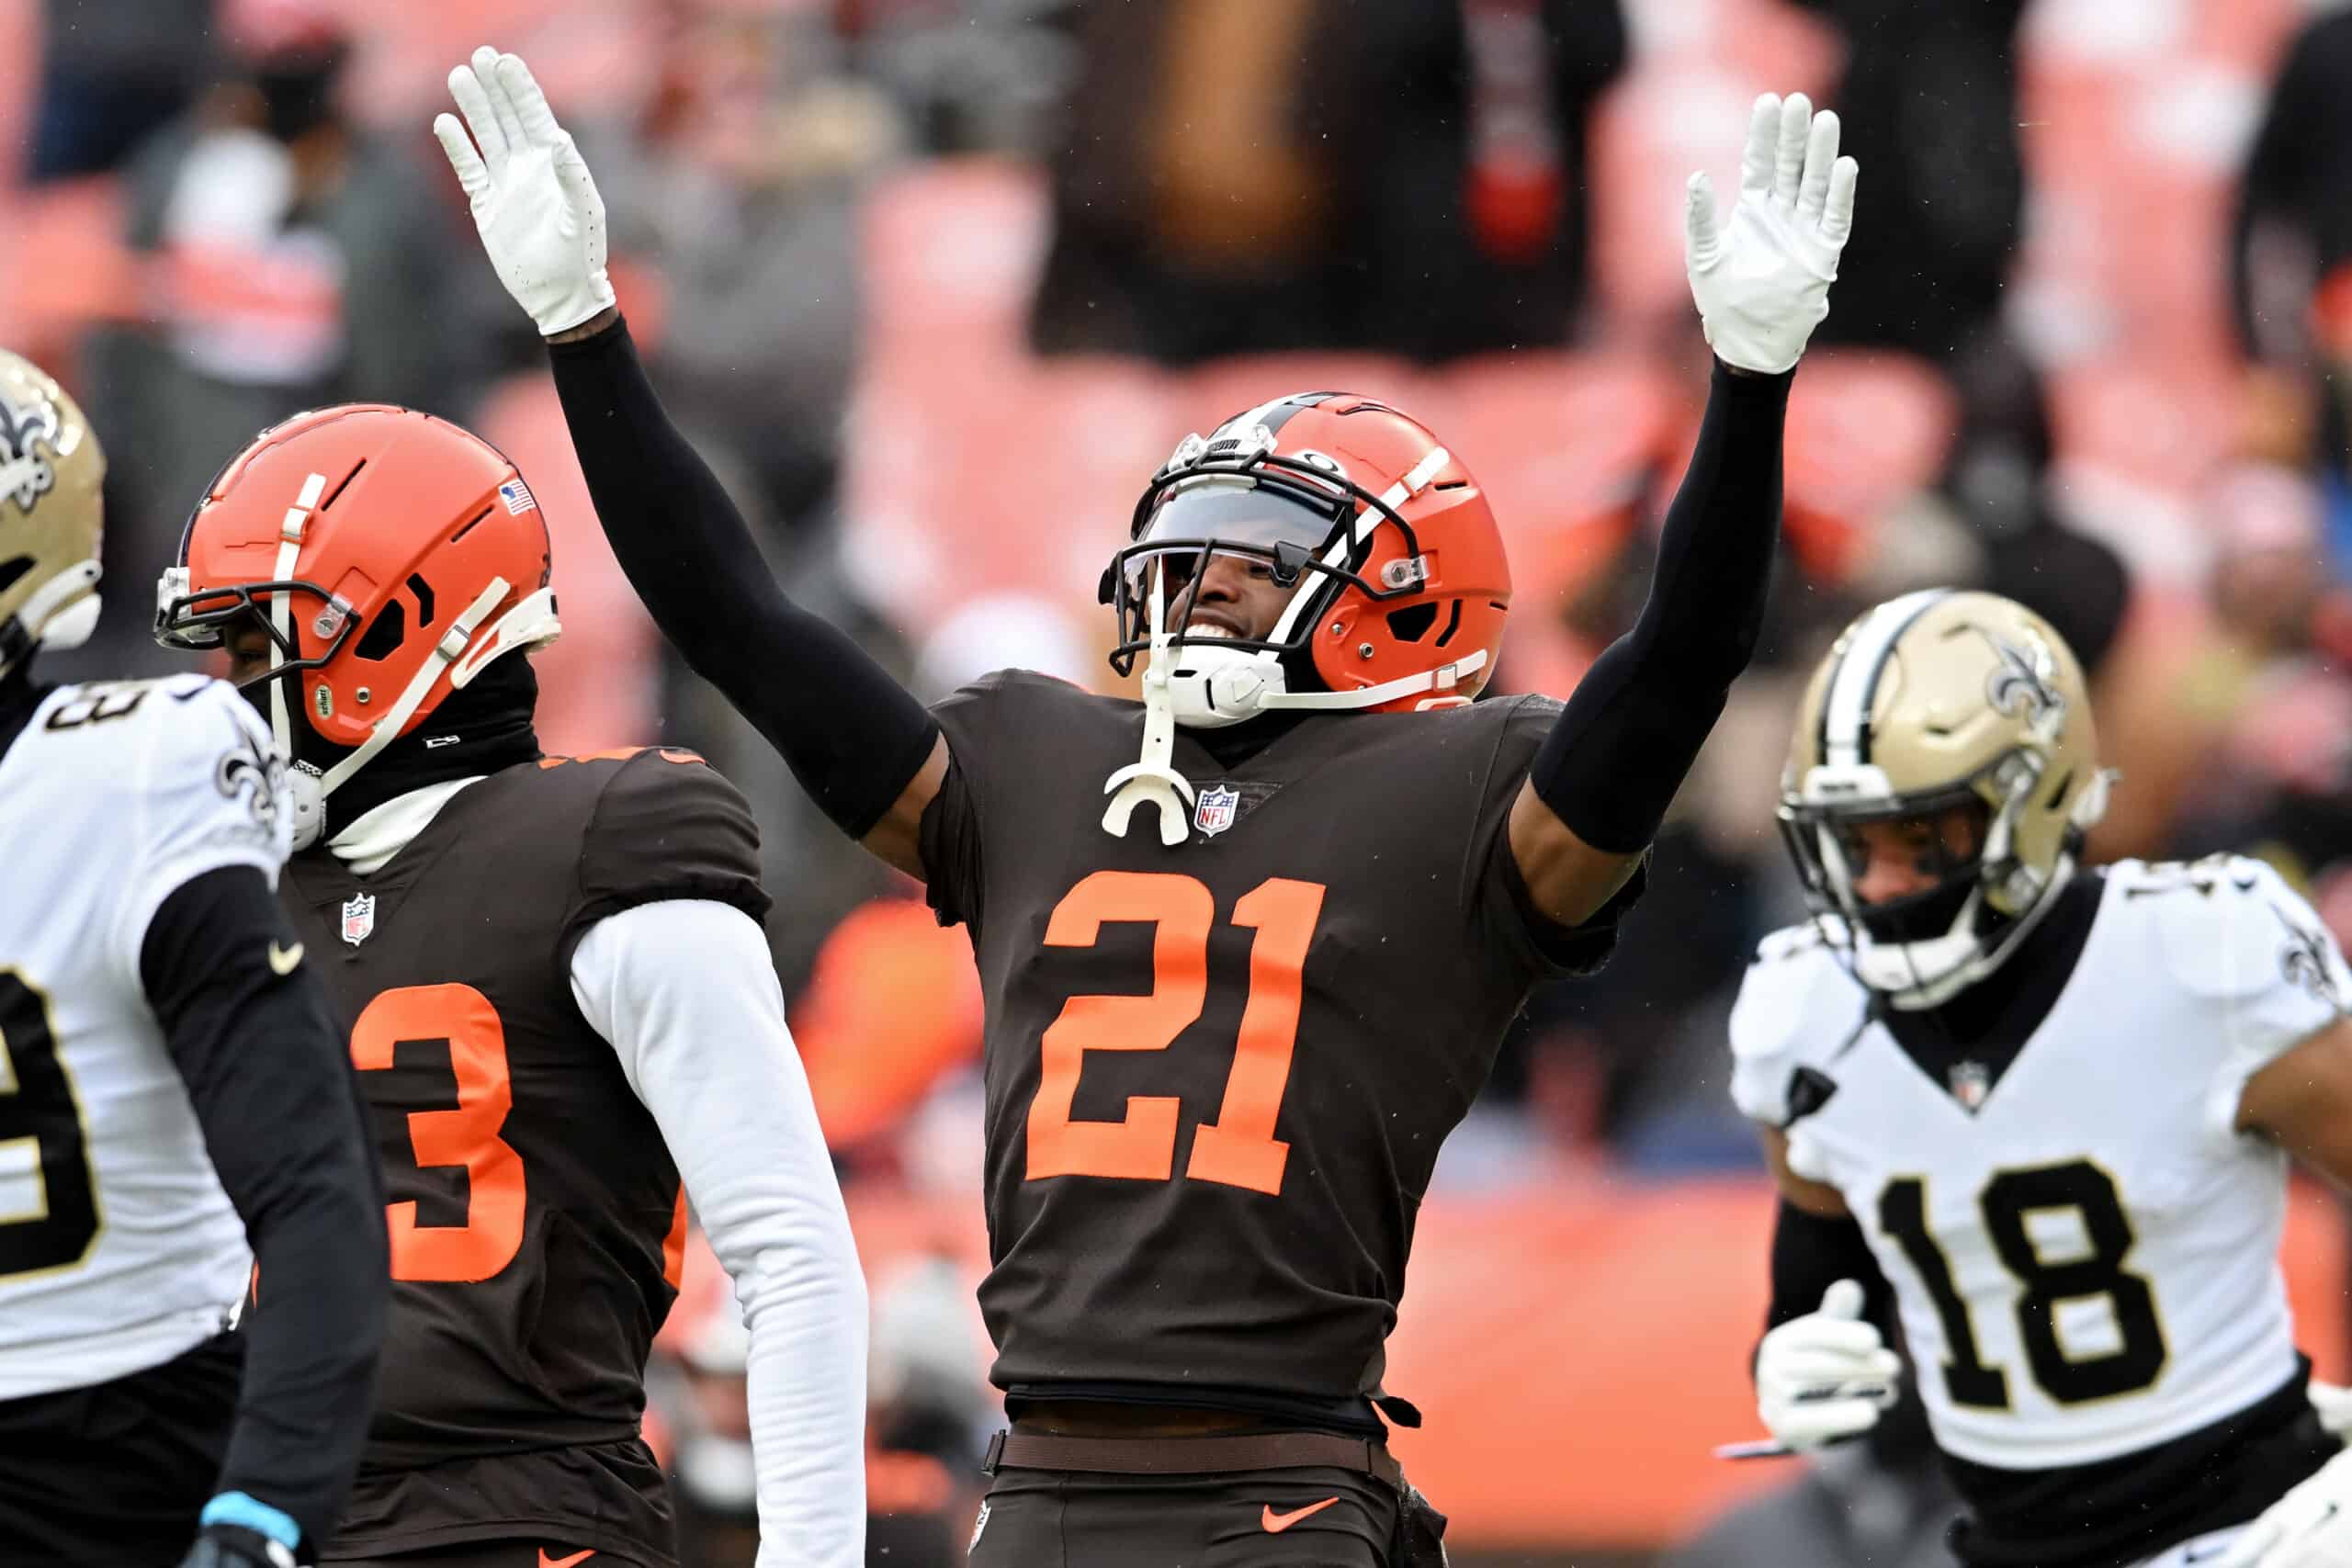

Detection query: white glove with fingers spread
(2212, 1448), (2352, 1568)
(435, 46), (616, 337)
(1755, 1279), (1903, 1452)
(1686, 93), (1858, 376)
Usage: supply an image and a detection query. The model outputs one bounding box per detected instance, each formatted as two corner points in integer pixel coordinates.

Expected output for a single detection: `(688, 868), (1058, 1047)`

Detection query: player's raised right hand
(1755, 1279), (1903, 1451)
(435, 46), (616, 337)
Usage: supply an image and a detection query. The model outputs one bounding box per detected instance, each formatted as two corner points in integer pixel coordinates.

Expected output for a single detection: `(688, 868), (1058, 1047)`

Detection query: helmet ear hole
(0, 558), (32, 597)
(1385, 602), (1439, 643)
(353, 599), (405, 661)
(408, 573), (435, 627)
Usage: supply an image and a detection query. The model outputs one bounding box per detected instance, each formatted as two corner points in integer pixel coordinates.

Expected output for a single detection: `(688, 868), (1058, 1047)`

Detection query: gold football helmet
(1780, 589), (2111, 1008)
(0, 350), (105, 680)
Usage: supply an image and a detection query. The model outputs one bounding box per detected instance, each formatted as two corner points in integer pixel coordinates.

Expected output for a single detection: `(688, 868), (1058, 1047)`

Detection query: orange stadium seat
(468, 372), (662, 754)
(0, 178), (138, 366)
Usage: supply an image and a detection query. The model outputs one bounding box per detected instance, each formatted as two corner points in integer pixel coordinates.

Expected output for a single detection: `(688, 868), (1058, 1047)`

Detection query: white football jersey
(0, 673), (293, 1399)
(1731, 858), (2352, 1470)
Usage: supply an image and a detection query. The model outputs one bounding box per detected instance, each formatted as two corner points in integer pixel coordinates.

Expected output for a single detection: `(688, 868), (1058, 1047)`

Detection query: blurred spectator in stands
(1668, 1382), (1962, 1568)
(1029, 0), (1627, 364)
(587, 0), (904, 532)
(2233, 5), (2352, 558)
(79, 0), (500, 669)
(665, 1293), (762, 1568)
(846, 0), (1078, 155)
(26, 0), (216, 181)
(2162, 465), (2352, 942)
(1786, 0), (2031, 361)
(864, 1254), (992, 1566)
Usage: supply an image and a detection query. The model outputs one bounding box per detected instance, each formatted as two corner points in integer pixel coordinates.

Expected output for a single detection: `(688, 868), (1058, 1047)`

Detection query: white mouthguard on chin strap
(1102, 563), (1198, 845)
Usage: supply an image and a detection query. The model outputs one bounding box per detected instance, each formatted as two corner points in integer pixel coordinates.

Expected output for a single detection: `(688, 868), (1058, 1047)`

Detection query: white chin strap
(284, 577), (550, 852)
(1164, 640), (1487, 728)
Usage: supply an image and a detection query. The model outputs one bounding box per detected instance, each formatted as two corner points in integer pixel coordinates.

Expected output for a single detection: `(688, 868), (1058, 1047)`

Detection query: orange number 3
(350, 983), (527, 1282)
(1027, 872), (1325, 1197)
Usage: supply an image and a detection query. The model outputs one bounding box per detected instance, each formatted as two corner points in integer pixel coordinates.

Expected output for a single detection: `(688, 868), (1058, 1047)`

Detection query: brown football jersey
(274, 748), (767, 1562)
(921, 672), (1637, 1426)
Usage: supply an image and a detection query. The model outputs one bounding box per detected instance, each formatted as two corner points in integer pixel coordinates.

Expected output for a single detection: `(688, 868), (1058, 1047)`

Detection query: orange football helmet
(1105, 390), (1511, 724)
(1099, 391), (1513, 843)
(155, 404), (560, 847)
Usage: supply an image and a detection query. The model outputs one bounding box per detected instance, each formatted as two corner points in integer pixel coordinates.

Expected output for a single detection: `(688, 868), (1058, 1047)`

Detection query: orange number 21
(1027, 872), (1326, 1197)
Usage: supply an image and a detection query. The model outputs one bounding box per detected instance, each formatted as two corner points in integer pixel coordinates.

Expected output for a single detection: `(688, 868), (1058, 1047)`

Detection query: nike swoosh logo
(1262, 1497), (1340, 1533)
(266, 941), (304, 976)
(538, 1551), (595, 1568)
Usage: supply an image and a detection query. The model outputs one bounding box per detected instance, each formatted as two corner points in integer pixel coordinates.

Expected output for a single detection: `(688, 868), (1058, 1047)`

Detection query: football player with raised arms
(438, 44), (1858, 1564)
(0, 350), (389, 1567)
(1731, 589), (2352, 1568)
(154, 404), (867, 1568)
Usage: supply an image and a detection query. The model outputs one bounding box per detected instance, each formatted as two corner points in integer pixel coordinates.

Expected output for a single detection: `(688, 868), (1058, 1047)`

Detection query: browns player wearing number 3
(439, 40), (1858, 1565)
(156, 406), (867, 1568)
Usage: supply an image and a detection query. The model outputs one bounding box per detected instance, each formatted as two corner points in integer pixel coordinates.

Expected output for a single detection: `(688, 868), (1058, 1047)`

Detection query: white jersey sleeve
(112, 675), (294, 975)
(1728, 920), (1870, 1180)
(570, 897), (868, 1568)
(2130, 856), (2352, 1140)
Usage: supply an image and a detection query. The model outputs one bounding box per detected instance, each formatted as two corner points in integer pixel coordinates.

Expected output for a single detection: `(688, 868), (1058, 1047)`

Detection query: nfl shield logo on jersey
(341, 892), (377, 946)
(1194, 785), (1240, 838)
(1948, 1059), (1991, 1111)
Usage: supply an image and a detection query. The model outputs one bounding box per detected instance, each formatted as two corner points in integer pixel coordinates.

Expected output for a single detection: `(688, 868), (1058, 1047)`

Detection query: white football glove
(1755, 1279), (1903, 1452)
(434, 46), (616, 337)
(2311, 1380), (2352, 1441)
(1685, 93), (1859, 376)
(2212, 1448), (2352, 1568)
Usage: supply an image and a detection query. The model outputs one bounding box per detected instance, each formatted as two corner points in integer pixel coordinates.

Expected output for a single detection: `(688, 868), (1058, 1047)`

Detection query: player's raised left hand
(1684, 92), (1859, 376)
(2214, 1448), (2352, 1568)
(435, 46), (616, 337)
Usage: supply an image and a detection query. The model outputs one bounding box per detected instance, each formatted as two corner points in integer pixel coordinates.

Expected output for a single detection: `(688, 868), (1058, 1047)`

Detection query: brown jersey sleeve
(1469, 694), (1648, 981)
(920, 671), (1046, 931)
(560, 748), (771, 964)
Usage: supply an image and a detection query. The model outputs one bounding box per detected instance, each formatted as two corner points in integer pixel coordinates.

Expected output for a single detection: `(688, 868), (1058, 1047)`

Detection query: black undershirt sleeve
(1762, 1197), (1896, 1361)
(140, 865), (389, 1553)
(1529, 360), (1792, 853)
(546, 317), (940, 840)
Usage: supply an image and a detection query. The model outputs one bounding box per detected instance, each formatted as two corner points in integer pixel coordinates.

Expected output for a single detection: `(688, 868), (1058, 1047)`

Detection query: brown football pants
(966, 1463), (1404, 1567)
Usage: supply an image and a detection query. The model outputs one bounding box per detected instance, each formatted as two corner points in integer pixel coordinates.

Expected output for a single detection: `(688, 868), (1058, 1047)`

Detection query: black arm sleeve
(546, 318), (940, 840)
(140, 866), (389, 1552)
(1758, 1198), (1896, 1376)
(2230, 24), (2318, 358)
(1529, 360), (1792, 853)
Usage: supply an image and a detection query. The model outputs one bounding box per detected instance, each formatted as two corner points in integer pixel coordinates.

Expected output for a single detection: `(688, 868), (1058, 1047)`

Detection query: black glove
(177, 1523), (299, 1568)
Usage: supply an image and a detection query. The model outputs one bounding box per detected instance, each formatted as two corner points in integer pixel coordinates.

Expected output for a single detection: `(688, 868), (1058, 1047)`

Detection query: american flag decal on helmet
(497, 479), (537, 515)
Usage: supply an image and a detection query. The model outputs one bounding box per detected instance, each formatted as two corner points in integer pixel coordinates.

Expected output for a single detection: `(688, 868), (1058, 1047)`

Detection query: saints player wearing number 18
(156, 405), (866, 1568)
(0, 349), (390, 1568)
(1729, 590), (2352, 1568)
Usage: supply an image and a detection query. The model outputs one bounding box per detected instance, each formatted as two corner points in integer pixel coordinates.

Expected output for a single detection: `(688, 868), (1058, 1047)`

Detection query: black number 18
(1878, 1159), (2167, 1409)
(0, 973), (101, 1280)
